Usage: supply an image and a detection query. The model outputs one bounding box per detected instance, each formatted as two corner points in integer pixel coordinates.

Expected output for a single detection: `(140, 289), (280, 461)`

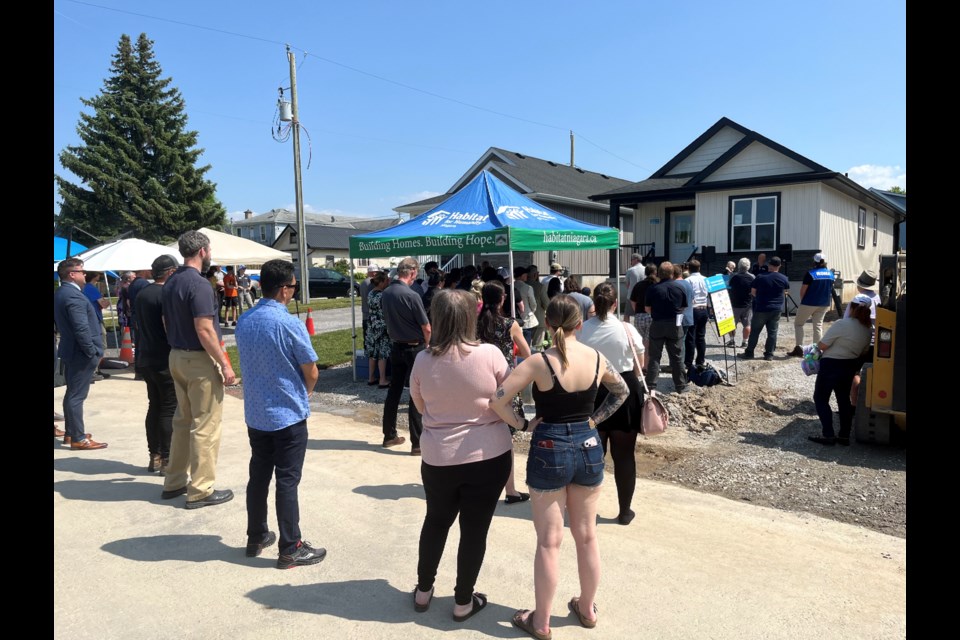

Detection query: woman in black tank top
(491, 295), (628, 639)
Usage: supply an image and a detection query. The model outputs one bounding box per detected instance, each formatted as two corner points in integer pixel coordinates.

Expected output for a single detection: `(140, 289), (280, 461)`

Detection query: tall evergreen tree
(55, 33), (226, 243)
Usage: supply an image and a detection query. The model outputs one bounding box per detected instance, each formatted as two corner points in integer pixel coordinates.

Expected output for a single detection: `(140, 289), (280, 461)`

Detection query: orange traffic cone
(305, 310), (315, 336)
(220, 340), (233, 369)
(119, 327), (135, 363)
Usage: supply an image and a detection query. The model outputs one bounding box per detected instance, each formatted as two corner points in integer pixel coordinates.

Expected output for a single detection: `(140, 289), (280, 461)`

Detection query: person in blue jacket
(788, 253), (835, 357)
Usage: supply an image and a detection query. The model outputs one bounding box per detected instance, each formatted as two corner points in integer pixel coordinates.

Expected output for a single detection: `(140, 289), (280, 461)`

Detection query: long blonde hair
(545, 294), (581, 368)
(427, 289), (478, 356)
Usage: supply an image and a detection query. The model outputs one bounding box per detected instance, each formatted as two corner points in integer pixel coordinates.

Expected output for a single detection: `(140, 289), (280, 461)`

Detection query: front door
(669, 210), (695, 264)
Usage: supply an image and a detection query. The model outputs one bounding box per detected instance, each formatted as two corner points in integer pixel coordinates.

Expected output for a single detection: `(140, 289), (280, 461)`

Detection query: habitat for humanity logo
(421, 209), (489, 227)
(496, 205), (557, 221)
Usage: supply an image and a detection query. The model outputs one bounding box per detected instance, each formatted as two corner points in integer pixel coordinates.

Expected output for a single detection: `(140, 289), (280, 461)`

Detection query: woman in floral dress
(365, 272), (392, 387)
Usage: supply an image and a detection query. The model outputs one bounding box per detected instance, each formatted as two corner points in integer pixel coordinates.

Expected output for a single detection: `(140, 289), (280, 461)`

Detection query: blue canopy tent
(54, 236), (88, 262)
(347, 170), (622, 378)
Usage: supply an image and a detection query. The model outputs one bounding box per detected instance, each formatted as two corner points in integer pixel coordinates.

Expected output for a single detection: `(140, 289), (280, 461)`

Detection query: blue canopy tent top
(346, 170), (623, 379)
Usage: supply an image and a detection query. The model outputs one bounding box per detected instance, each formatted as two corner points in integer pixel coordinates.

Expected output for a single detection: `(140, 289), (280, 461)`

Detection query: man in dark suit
(54, 258), (108, 450)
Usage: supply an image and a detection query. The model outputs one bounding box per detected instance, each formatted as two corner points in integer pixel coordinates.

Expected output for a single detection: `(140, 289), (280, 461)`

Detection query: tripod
(783, 293), (799, 319)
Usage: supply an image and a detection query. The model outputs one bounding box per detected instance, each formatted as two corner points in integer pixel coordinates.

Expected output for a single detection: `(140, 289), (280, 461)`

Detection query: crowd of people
(55, 241), (881, 634)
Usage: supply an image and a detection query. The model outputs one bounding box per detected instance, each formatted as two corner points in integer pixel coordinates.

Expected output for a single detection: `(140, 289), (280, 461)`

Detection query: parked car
(308, 267), (360, 299)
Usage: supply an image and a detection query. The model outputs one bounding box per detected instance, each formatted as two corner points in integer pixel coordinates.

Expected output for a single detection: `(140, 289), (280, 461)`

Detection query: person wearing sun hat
(808, 293), (874, 446)
(844, 269), (880, 332)
(788, 252), (835, 357)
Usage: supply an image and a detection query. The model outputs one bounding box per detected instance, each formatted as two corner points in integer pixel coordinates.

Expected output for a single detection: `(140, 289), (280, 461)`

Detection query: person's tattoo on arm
(591, 361), (628, 426)
(495, 387), (506, 400)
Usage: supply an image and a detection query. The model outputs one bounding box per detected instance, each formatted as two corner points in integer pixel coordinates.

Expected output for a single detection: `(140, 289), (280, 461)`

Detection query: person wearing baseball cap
(133, 254), (182, 474)
(788, 252), (835, 357)
(808, 293), (873, 446)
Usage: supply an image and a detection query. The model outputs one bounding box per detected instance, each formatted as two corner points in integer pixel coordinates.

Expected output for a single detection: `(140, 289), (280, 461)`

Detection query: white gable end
(701, 141), (812, 182)
(666, 126), (745, 175)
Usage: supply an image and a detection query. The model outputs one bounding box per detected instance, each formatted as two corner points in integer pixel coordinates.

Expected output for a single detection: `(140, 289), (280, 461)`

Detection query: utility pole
(287, 45), (310, 304)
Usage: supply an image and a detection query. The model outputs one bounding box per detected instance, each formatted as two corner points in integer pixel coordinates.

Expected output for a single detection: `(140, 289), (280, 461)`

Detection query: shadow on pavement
(54, 456), (149, 477)
(353, 483), (423, 501)
(103, 534), (268, 568)
(307, 438), (378, 452)
(245, 578), (562, 636)
(54, 478), (165, 503)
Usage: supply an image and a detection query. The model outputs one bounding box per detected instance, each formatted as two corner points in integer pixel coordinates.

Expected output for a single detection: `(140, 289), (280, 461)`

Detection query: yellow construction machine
(855, 253), (906, 444)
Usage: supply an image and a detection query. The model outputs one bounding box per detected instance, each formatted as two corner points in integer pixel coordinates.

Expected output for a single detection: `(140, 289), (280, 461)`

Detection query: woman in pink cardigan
(409, 288), (519, 622)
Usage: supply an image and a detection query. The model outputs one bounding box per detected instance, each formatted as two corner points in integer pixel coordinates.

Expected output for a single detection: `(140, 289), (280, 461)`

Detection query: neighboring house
(273, 220), (399, 268)
(394, 147), (635, 279)
(227, 208), (399, 247)
(869, 188), (906, 250)
(590, 117), (905, 300)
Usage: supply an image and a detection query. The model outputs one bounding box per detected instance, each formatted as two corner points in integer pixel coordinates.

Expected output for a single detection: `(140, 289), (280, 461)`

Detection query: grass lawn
(227, 328), (363, 380)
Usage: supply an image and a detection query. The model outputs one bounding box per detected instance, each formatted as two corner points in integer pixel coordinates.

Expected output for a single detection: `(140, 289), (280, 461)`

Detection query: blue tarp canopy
(349, 171), (618, 258)
(54, 236), (88, 261)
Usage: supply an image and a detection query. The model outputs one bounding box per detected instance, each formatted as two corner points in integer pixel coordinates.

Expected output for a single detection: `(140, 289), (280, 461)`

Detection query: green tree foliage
(332, 258), (352, 277)
(55, 33), (226, 243)
(888, 186), (905, 194)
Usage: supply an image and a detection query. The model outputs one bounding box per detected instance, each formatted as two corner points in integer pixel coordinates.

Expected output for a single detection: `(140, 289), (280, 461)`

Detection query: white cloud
(390, 190), (443, 205)
(845, 165), (906, 192)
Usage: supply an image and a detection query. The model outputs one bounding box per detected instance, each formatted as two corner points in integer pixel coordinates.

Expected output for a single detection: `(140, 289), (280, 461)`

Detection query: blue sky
(54, 0), (906, 223)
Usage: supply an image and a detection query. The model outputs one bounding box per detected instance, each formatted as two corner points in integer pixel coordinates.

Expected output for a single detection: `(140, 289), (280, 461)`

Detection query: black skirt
(593, 369), (644, 433)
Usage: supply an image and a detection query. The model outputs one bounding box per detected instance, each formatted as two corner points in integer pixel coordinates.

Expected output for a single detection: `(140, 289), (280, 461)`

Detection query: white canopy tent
(58, 238), (183, 273)
(170, 227), (292, 266)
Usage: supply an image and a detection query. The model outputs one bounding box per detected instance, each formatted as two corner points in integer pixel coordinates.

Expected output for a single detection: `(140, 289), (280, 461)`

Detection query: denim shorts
(525, 421), (604, 491)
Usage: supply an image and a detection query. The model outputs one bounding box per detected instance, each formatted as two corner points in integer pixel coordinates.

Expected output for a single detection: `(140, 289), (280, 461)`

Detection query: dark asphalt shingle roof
(592, 177), (691, 199)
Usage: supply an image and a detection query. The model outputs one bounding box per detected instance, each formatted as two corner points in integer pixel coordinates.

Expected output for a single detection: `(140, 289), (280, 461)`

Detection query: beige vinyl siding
(628, 200), (696, 250)
(701, 141), (812, 182)
(668, 126), (745, 175)
(694, 184), (819, 252)
(818, 185), (896, 298)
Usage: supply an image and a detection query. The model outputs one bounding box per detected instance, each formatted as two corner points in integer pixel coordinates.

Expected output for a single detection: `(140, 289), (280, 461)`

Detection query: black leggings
(417, 450), (511, 605)
(599, 429), (639, 516)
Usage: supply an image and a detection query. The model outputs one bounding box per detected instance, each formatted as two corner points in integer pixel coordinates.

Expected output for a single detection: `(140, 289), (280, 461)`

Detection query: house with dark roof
(590, 117), (905, 298)
(272, 220), (398, 268)
(227, 208), (399, 247)
(869, 188), (906, 250)
(395, 147), (634, 278)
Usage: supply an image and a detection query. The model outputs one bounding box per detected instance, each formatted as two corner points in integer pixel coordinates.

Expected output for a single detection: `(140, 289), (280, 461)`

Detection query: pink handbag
(625, 321), (667, 435)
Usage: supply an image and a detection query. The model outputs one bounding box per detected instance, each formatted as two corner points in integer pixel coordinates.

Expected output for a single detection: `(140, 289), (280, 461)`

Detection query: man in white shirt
(624, 253), (644, 321)
(683, 260), (710, 368)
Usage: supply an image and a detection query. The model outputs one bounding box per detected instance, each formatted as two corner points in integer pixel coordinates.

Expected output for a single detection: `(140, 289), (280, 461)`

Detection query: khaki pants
(794, 304), (829, 347)
(164, 349), (224, 501)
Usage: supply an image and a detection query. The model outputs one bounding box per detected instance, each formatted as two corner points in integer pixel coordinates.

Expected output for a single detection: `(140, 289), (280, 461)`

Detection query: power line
(60, 0), (645, 171)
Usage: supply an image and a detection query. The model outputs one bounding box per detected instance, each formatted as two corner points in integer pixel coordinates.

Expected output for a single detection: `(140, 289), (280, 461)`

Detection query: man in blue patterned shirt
(235, 259), (324, 569)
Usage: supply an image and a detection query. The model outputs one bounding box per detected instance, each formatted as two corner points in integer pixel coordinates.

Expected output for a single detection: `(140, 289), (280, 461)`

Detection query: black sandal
(413, 585), (434, 613)
(452, 592), (487, 622)
(505, 492), (530, 505)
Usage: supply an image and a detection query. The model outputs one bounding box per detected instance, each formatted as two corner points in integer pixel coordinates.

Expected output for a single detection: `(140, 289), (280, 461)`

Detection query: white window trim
(857, 207), (867, 249)
(872, 212), (878, 247)
(730, 195), (778, 252)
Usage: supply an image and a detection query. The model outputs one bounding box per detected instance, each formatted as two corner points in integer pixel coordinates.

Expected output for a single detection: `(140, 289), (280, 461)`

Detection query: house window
(857, 207), (866, 249)
(730, 195), (778, 251)
(235, 228), (241, 237)
(259, 225), (266, 242)
(873, 212), (878, 246)
(290, 232), (297, 246)
(357, 258), (370, 267)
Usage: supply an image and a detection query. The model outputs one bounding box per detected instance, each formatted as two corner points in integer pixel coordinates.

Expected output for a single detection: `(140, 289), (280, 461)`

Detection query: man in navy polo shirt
(644, 261), (689, 393)
(160, 230), (236, 509)
(741, 256), (790, 361)
(236, 259), (325, 569)
(788, 252), (835, 357)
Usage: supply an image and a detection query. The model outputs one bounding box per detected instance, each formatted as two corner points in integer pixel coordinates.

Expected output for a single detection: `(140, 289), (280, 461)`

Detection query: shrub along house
(590, 117), (905, 300)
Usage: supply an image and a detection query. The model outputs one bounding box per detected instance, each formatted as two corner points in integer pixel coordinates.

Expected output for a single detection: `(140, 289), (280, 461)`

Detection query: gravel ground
(229, 314), (906, 540)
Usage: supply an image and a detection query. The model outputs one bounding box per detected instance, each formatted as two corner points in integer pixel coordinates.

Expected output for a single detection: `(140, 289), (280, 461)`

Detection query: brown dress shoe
(71, 438), (108, 450)
(54, 426), (66, 438)
(158, 458), (169, 477)
(63, 434), (92, 445)
(148, 454), (163, 473)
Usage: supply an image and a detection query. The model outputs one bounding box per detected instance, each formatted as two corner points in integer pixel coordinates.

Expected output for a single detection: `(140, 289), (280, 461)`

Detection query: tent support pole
(616, 219), (623, 321)
(350, 257), (357, 382)
(508, 247), (515, 331)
